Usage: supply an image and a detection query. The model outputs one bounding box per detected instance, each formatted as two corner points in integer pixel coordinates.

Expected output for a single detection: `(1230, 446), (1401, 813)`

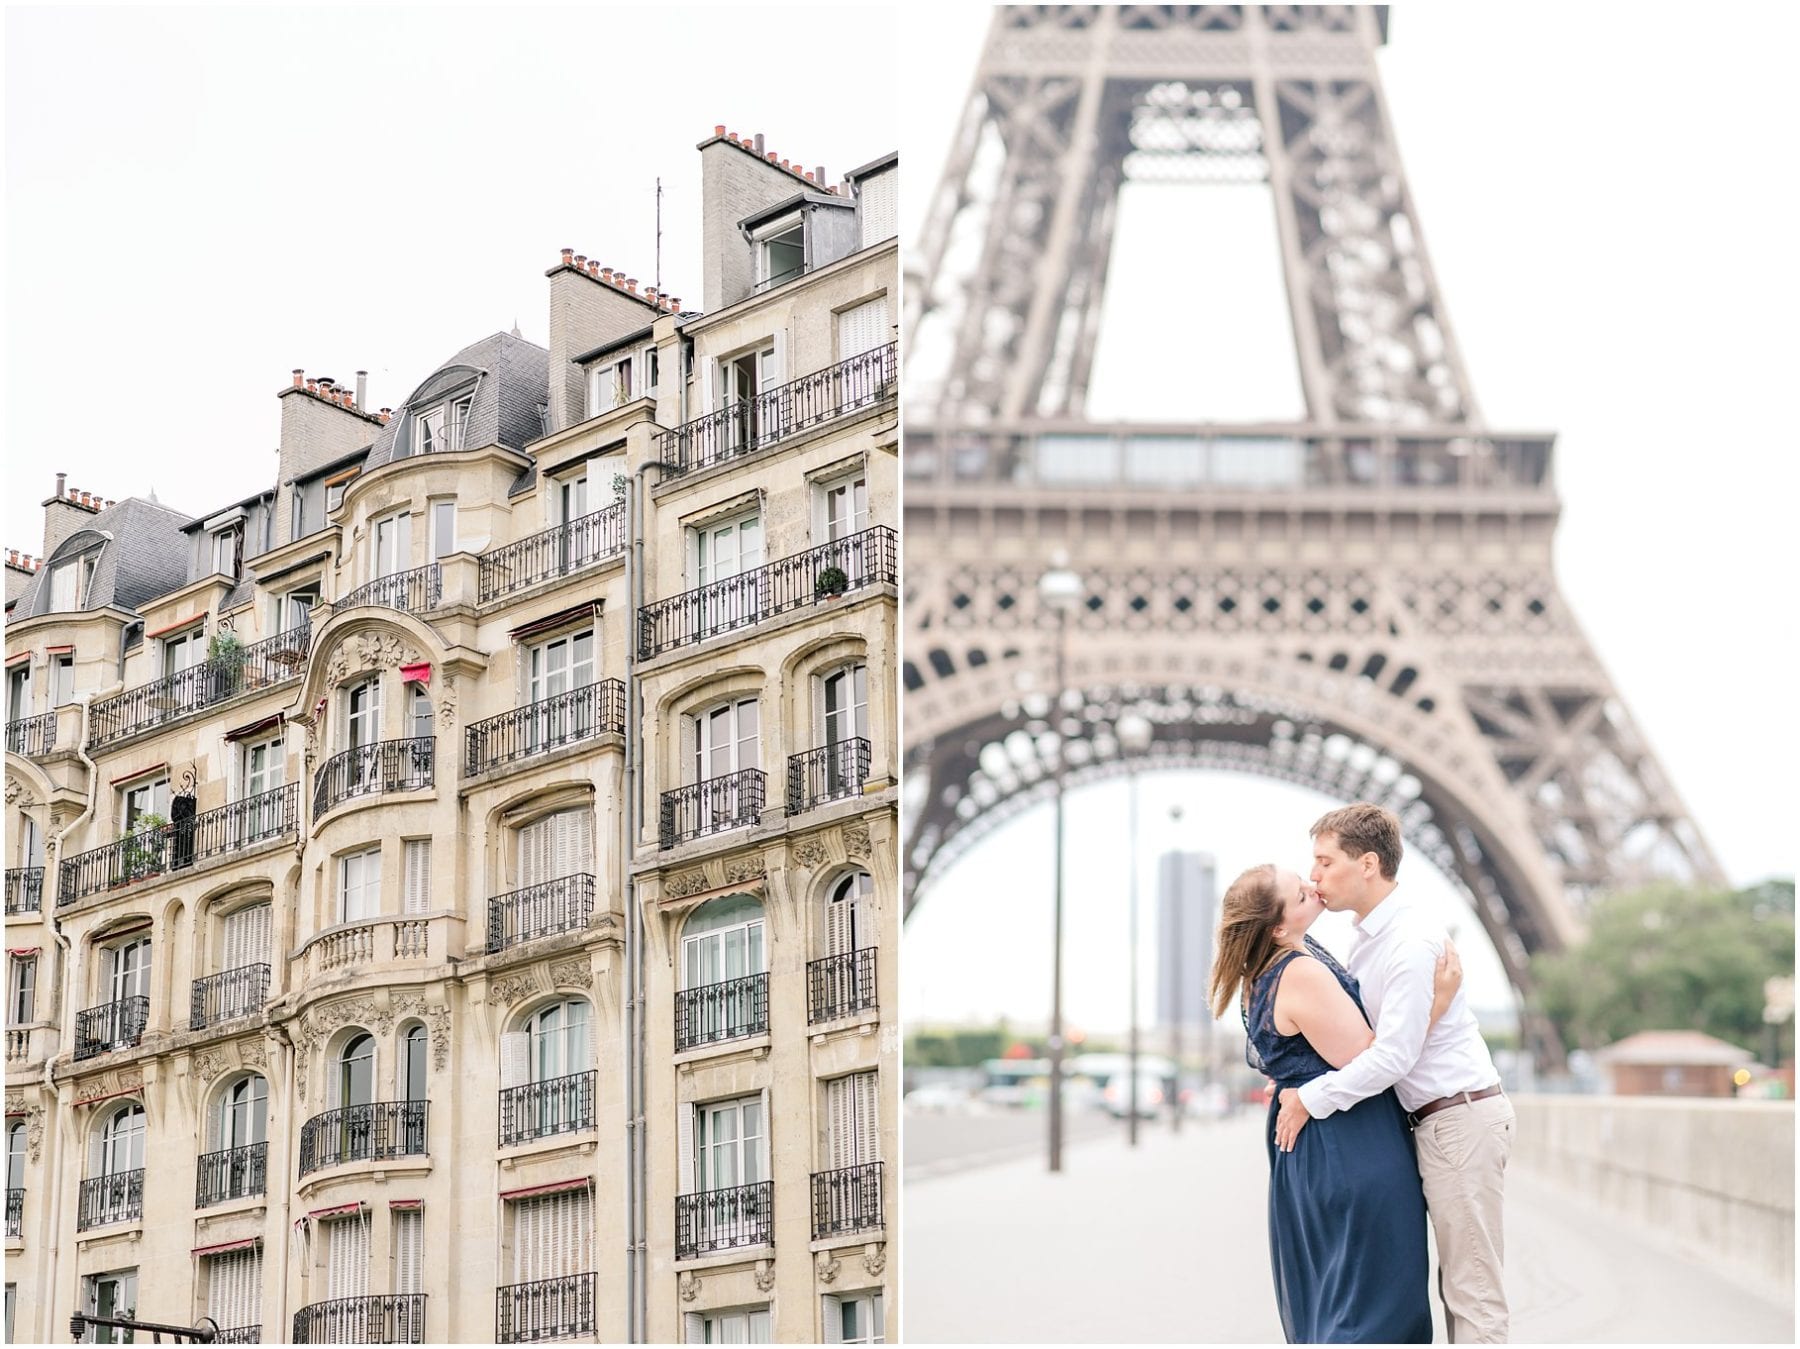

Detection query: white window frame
(51, 654), (75, 707)
(6, 664), (30, 721)
(693, 698), (759, 783)
(416, 396), (471, 456)
(824, 1292), (885, 1345)
(588, 355), (635, 416)
(551, 462), (591, 528)
(7, 955), (36, 1025)
(162, 626), (204, 678)
(695, 1094), (767, 1191)
(215, 1074), (269, 1151)
(121, 777), (170, 832)
(753, 211), (804, 289)
(817, 469), (870, 542)
(688, 1306), (772, 1345)
(344, 677), (382, 751)
(102, 935), (151, 1005)
(280, 585), (320, 633)
(681, 897), (766, 993)
(82, 1268), (138, 1345)
(372, 511), (412, 581)
(210, 527), (242, 580)
(339, 847), (380, 924)
(528, 629), (596, 704)
(95, 1103), (146, 1177)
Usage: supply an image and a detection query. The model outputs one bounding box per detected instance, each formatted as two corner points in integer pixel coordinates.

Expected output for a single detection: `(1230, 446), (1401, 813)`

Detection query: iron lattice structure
(904, 4), (1720, 1063)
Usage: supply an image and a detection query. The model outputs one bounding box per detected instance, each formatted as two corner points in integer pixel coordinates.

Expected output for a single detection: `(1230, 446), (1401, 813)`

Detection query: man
(1274, 802), (1515, 1343)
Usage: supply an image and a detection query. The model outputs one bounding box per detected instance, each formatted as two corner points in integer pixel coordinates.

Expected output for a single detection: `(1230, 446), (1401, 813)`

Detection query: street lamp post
(1168, 802), (1184, 1134)
(1116, 712), (1153, 1147)
(1039, 556), (1082, 1174)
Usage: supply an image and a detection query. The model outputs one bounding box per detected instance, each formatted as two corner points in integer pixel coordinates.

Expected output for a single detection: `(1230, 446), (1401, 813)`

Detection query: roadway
(901, 1108), (1794, 1343)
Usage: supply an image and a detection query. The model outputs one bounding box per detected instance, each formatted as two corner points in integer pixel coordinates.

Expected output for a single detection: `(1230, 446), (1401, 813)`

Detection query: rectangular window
(858, 167), (897, 247)
(325, 1215), (369, 1301)
(836, 296), (890, 362)
(824, 1293), (885, 1345)
(589, 357), (633, 416)
(511, 1187), (593, 1284)
(408, 684), (433, 740)
(339, 848), (380, 923)
(696, 1096), (766, 1191)
(104, 937), (151, 1004)
(50, 559), (81, 611)
(7, 956), (36, 1025)
(82, 1268), (139, 1344)
(515, 809), (593, 890)
(693, 512), (763, 587)
(819, 472), (870, 542)
(694, 698), (759, 781)
(205, 1245), (262, 1339)
(242, 735), (285, 798)
(6, 665), (30, 721)
(211, 528), (241, 579)
(394, 1208), (423, 1295)
(431, 501), (456, 560)
(373, 512), (412, 580)
(282, 587), (319, 632)
(528, 631), (595, 703)
(755, 213), (804, 289)
(345, 677), (381, 750)
(824, 1071), (882, 1170)
(52, 655), (75, 707)
(162, 627), (203, 678)
(220, 904), (272, 972)
(403, 839), (431, 916)
(686, 1307), (771, 1344)
(122, 778), (170, 832)
(20, 816), (43, 870)
(552, 464), (590, 527)
(4, 1283), (13, 1343)
(417, 398), (470, 455)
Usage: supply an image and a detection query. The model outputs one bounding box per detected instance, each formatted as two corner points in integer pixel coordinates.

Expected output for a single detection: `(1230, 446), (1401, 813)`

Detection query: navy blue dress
(1247, 937), (1432, 1343)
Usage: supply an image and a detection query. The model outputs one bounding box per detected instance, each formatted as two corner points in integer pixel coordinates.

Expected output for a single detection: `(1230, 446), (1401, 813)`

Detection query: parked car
(1102, 1071), (1164, 1119)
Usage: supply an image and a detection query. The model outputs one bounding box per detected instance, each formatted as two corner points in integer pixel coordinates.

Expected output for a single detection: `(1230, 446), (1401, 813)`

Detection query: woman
(1209, 864), (1460, 1344)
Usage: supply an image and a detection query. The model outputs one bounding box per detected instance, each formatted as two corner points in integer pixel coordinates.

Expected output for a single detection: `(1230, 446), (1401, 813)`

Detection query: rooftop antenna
(655, 177), (662, 300)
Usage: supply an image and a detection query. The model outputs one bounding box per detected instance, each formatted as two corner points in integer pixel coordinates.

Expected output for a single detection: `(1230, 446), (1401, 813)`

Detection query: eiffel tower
(903, 5), (1721, 1062)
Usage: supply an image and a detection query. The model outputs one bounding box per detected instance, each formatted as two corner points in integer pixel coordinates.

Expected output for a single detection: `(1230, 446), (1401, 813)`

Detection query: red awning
(498, 1177), (593, 1202)
(110, 761), (169, 787)
(192, 1236), (261, 1257)
(225, 713), (285, 743)
(6, 947), (41, 957)
(388, 1198), (424, 1210)
(509, 601), (599, 641)
(45, 644), (73, 654)
(308, 1201), (365, 1218)
(400, 662), (431, 685)
(145, 612), (208, 640)
(5, 652), (29, 666)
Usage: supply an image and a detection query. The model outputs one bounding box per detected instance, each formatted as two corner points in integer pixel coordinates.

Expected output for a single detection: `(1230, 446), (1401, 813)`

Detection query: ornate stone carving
(791, 836), (829, 870)
(862, 1244), (886, 1278)
(4, 777), (38, 808)
(754, 1259), (776, 1293)
(428, 1006), (451, 1070)
(678, 1272), (700, 1303)
(436, 693), (457, 728)
(816, 1252), (841, 1285)
(489, 971), (541, 1009)
(325, 633), (421, 689)
(665, 870), (709, 900)
(239, 1039), (268, 1070)
(724, 853), (766, 885)
(193, 1049), (229, 1084)
(549, 958), (592, 991)
(843, 823), (872, 860)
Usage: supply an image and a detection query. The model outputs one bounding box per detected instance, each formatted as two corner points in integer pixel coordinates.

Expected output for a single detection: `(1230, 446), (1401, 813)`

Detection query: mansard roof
(12, 496), (193, 621)
(362, 330), (550, 471)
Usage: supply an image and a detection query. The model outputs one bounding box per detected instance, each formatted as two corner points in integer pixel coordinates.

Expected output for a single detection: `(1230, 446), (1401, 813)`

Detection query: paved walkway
(901, 1113), (1794, 1342)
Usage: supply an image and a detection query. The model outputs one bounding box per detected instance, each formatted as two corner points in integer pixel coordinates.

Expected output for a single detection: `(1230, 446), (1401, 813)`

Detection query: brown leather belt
(1406, 1083), (1503, 1129)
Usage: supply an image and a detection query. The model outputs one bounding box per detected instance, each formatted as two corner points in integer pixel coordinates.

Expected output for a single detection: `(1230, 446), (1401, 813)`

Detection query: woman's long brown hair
(1207, 863), (1288, 1020)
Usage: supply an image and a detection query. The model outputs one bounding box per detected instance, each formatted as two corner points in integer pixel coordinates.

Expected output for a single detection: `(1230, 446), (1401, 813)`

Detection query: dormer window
(589, 357), (633, 416)
(416, 397), (471, 455)
(49, 553), (98, 611)
(754, 214), (804, 292)
(210, 526), (242, 580)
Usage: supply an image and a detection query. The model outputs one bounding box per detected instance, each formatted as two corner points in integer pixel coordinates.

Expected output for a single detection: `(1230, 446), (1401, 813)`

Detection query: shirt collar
(1352, 883), (1408, 940)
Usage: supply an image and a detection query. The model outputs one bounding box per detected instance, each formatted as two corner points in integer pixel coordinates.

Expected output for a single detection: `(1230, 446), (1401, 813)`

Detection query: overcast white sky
(5, 4), (898, 536)
(900, 4), (1800, 1033)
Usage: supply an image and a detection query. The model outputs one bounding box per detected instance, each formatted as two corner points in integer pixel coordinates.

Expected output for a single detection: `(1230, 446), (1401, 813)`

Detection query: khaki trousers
(1414, 1091), (1515, 1342)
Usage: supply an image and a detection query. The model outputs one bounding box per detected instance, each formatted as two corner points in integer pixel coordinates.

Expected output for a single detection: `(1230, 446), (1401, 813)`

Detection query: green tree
(1531, 879), (1795, 1056)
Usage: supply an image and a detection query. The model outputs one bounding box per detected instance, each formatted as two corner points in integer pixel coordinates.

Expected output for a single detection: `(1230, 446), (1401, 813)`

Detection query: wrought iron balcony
(811, 1160), (884, 1239)
(297, 1100), (428, 1176)
(195, 1141), (267, 1208)
(312, 738), (434, 817)
(5, 1186), (20, 1239)
(788, 737), (871, 813)
(5, 712), (56, 757)
(191, 963), (270, 1031)
(674, 971), (769, 1051)
(659, 769), (765, 849)
(658, 341), (896, 479)
(638, 525), (897, 657)
(807, 948), (878, 1024)
(478, 504), (626, 602)
(498, 1070), (597, 1148)
(59, 783), (300, 904)
(293, 1295), (425, 1345)
(495, 1271), (596, 1344)
(5, 866), (42, 914)
(676, 1179), (773, 1259)
(74, 995), (149, 1061)
(89, 625), (309, 749)
(77, 1169), (144, 1230)
(213, 1328), (263, 1344)
(486, 874), (596, 954)
(332, 563), (441, 616)
(464, 680), (624, 776)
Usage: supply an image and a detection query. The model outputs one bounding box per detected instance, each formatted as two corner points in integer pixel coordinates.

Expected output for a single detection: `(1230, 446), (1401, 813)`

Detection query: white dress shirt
(1296, 886), (1500, 1118)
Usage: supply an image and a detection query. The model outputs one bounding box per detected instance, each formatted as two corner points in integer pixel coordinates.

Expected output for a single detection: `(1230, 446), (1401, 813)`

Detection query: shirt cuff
(1296, 1076), (1338, 1121)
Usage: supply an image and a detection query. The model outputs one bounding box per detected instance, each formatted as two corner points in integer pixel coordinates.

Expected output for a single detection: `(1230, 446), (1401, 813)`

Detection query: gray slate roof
(12, 496), (194, 621)
(363, 331), (549, 472)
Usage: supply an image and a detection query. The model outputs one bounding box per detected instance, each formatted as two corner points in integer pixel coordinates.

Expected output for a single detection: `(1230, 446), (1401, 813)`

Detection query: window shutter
(700, 356), (715, 415)
(327, 1216), (369, 1299)
(571, 1185), (593, 1274)
(208, 1245), (261, 1332)
(860, 172), (897, 247)
(683, 1312), (706, 1344)
(821, 1296), (843, 1344)
(827, 889), (852, 958)
(677, 1102), (696, 1195)
(500, 1031), (531, 1090)
(855, 1071), (881, 1166)
(250, 904), (272, 965)
(404, 840), (431, 915)
(394, 1209), (422, 1295)
(768, 331), (787, 390)
(836, 297), (889, 361)
(397, 512), (413, 571)
(825, 1077), (851, 1172)
(518, 817), (550, 889)
(551, 810), (585, 881)
(512, 1195), (537, 1284)
(221, 908), (244, 973)
(870, 1293), (885, 1342)
(757, 1087), (772, 1184)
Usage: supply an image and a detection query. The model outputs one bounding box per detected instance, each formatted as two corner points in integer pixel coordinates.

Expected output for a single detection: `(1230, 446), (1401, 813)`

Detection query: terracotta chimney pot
(561, 247), (574, 265)
(293, 369), (305, 387)
(713, 123), (725, 137)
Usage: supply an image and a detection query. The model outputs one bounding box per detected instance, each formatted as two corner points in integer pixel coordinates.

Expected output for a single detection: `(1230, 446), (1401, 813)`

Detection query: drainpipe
(623, 458), (675, 1342)
(42, 689), (99, 1341)
(269, 1021), (297, 1334)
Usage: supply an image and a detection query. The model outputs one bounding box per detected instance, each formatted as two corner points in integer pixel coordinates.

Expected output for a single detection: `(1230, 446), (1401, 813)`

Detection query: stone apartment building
(3, 126), (897, 1345)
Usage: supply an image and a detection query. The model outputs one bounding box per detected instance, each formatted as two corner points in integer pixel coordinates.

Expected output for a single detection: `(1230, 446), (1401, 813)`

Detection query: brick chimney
(4, 550), (40, 609)
(699, 124), (817, 310)
(274, 369), (383, 546)
(41, 473), (107, 559)
(544, 251), (672, 433)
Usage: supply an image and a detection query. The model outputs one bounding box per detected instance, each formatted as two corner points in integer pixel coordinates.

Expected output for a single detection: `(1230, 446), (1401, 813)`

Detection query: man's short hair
(1311, 802), (1403, 880)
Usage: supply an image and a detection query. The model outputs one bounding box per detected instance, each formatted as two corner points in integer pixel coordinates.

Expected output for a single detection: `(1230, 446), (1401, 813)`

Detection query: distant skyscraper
(1156, 852), (1217, 1032)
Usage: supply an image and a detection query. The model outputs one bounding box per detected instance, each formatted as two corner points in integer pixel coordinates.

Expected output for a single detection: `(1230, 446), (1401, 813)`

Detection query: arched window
(401, 1026), (428, 1103)
(338, 1034), (374, 1109)
(95, 1104), (145, 1177)
(499, 1001), (595, 1146)
(524, 1001), (590, 1083)
(678, 896), (768, 1048)
(6, 1119), (24, 1191)
(215, 1075), (269, 1152)
(827, 871), (875, 955)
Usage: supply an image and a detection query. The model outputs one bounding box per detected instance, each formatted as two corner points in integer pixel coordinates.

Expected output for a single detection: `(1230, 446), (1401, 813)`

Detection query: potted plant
(118, 812), (168, 882)
(208, 630), (247, 698)
(815, 565), (850, 601)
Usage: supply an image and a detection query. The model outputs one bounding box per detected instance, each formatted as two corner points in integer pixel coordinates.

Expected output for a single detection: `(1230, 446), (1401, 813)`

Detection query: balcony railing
(495, 1271), (596, 1344)
(59, 784), (300, 903)
(191, 963), (270, 1031)
(675, 1179), (773, 1259)
(498, 1070), (597, 1148)
(788, 737), (871, 813)
(807, 948), (878, 1024)
(74, 995), (149, 1061)
(638, 524), (896, 657)
(658, 341), (896, 479)
(293, 1294), (426, 1345)
(487, 874), (596, 954)
(332, 563), (441, 616)
(465, 681), (625, 776)
(674, 971), (769, 1051)
(312, 738), (434, 817)
(297, 1101), (428, 1176)
(478, 504), (626, 602)
(659, 769), (765, 849)
(5, 866), (42, 914)
(89, 625), (310, 749)
(5, 1028), (36, 1063)
(5, 712), (56, 757)
(77, 1169), (144, 1230)
(195, 1141), (268, 1208)
(214, 1328), (263, 1344)
(811, 1160), (884, 1239)
(5, 1186), (20, 1239)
